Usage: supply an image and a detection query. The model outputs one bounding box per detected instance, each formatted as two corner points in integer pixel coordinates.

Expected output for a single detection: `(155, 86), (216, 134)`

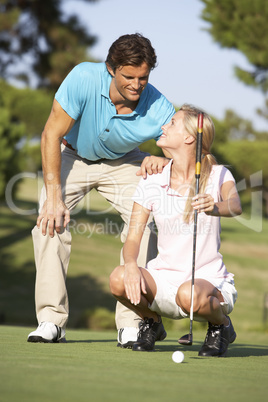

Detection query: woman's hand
(192, 193), (215, 214)
(192, 181), (242, 218)
(124, 263), (147, 306)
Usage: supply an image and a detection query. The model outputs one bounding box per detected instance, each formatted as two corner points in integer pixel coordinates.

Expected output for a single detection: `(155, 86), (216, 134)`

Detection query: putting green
(0, 326), (267, 402)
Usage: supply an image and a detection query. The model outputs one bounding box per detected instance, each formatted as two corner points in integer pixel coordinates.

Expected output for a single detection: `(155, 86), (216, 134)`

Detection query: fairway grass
(1, 178), (268, 401)
(0, 326), (267, 402)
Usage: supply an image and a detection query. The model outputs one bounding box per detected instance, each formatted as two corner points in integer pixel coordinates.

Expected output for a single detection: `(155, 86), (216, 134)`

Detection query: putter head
(178, 333), (193, 346)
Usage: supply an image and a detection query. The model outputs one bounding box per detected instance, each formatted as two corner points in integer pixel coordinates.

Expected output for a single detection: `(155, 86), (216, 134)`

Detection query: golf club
(178, 112), (204, 346)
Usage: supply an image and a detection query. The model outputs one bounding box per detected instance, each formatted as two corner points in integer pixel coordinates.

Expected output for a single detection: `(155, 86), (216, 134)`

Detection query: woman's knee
(176, 281), (202, 314)
(109, 265), (125, 296)
(176, 282), (192, 313)
(176, 279), (217, 314)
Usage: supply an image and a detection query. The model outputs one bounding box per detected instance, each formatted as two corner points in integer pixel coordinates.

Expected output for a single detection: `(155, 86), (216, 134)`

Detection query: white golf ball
(172, 351), (184, 363)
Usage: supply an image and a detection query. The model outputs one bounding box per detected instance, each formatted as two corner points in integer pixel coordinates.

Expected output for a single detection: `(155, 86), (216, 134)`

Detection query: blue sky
(64, 0), (267, 131)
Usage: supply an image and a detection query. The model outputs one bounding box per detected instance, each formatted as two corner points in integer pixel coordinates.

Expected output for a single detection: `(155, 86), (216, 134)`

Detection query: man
(27, 33), (175, 345)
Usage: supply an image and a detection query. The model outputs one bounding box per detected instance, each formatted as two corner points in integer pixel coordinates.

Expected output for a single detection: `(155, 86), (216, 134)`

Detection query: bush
(76, 307), (116, 330)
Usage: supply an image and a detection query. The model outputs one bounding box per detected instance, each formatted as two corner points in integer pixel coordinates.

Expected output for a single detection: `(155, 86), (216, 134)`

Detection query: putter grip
(195, 113), (203, 178)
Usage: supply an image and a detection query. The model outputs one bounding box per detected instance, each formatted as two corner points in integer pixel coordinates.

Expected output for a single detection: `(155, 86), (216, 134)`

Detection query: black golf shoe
(118, 318), (167, 349)
(132, 317), (167, 352)
(198, 317), (236, 357)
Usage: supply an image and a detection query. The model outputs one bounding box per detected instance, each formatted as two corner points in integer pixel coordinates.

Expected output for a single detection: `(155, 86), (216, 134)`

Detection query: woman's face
(157, 111), (188, 149)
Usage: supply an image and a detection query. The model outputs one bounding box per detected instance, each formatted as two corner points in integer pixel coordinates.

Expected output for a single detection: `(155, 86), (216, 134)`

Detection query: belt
(62, 138), (107, 164)
(62, 138), (75, 151)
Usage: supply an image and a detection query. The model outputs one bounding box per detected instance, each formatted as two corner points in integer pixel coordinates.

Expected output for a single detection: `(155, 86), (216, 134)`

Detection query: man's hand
(136, 156), (170, 179)
(37, 199), (70, 237)
(124, 263), (147, 306)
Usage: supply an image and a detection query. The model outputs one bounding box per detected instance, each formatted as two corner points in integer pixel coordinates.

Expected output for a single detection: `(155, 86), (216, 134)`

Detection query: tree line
(0, 0), (267, 216)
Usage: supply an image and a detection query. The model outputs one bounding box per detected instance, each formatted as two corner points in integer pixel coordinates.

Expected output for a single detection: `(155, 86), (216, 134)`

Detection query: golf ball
(172, 351), (184, 363)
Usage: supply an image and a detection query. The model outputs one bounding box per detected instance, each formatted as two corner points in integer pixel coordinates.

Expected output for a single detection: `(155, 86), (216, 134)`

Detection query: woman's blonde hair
(179, 104), (217, 223)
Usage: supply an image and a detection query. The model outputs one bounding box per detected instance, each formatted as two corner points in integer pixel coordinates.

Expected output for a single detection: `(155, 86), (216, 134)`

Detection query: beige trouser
(32, 144), (157, 329)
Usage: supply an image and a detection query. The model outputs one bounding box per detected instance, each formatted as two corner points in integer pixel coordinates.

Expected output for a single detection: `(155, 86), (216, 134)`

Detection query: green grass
(0, 179), (122, 326)
(1, 177), (268, 401)
(0, 326), (267, 402)
(1, 177), (268, 332)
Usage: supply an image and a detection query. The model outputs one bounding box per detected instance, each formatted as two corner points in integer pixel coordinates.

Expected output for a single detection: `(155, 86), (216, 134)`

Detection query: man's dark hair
(105, 33), (157, 72)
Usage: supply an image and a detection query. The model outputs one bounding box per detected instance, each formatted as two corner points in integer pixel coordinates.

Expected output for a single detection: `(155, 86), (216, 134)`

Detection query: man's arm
(37, 99), (75, 237)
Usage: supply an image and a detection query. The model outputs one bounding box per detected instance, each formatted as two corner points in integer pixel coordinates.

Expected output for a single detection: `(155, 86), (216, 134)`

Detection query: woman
(110, 104), (242, 356)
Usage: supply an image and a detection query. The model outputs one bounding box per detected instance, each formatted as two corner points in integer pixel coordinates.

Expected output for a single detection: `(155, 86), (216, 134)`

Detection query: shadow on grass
(155, 341), (202, 353)
(0, 251), (116, 327)
(0, 200), (37, 248)
(1, 199), (124, 244)
(67, 275), (116, 328)
(154, 341), (268, 357)
(0, 201), (120, 328)
(0, 250), (116, 329)
(66, 339), (116, 344)
(227, 343), (268, 357)
(71, 207), (123, 227)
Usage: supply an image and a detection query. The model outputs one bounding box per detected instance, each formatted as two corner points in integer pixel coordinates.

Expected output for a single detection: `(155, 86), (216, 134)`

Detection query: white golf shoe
(27, 322), (66, 343)
(117, 327), (139, 349)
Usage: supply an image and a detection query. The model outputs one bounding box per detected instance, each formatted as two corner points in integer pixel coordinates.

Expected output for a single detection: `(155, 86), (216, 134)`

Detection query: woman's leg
(98, 150), (158, 331)
(176, 278), (236, 357)
(110, 265), (159, 322)
(110, 265), (167, 351)
(176, 278), (229, 325)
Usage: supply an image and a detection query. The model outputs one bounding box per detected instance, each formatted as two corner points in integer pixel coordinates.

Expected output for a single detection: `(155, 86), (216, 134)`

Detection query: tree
(0, 80), (54, 197)
(217, 141), (268, 217)
(200, 0), (268, 125)
(0, 1), (100, 198)
(199, 0), (268, 216)
(200, 0), (268, 92)
(0, 0), (99, 90)
(0, 106), (25, 198)
(0, 79), (53, 136)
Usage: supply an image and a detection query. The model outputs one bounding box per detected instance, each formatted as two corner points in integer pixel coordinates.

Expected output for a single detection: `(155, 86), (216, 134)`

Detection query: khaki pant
(32, 144), (157, 329)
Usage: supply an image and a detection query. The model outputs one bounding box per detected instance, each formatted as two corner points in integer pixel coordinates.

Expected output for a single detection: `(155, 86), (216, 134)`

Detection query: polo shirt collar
(159, 160), (188, 197)
(101, 68), (112, 101)
(159, 159), (173, 187)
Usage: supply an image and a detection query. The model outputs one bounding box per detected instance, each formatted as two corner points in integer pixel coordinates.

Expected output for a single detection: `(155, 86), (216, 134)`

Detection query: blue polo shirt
(55, 62), (175, 160)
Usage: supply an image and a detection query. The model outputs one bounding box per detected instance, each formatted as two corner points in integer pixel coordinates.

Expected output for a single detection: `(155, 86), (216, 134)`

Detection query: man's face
(107, 63), (150, 103)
